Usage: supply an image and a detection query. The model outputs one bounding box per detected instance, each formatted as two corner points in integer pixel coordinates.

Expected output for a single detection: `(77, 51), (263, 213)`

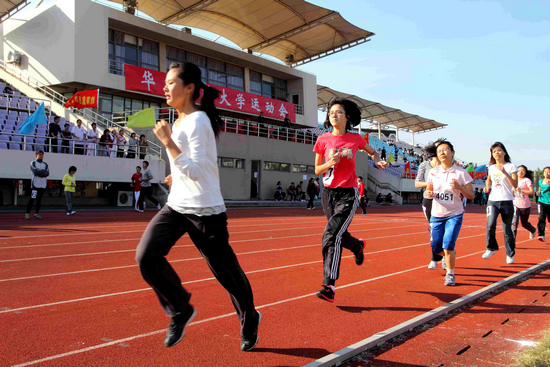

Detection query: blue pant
(430, 214), (463, 254)
(486, 200), (515, 257)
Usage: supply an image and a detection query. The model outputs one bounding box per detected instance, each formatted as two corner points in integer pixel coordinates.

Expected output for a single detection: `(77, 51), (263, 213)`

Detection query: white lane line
(8, 248), (497, 367)
(0, 216), (424, 241)
(0, 230), (493, 311)
(0, 221), (424, 250)
(0, 227), (435, 263)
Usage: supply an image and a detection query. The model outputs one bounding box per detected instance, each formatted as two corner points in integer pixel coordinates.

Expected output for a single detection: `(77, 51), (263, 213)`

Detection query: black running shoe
(240, 311), (262, 351)
(355, 239), (365, 266)
(316, 285), (334, 302)
(164, 305), (197, 347)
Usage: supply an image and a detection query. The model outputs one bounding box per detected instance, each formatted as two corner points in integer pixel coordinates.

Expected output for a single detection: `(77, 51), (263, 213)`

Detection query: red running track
(0, 206), (548, 366)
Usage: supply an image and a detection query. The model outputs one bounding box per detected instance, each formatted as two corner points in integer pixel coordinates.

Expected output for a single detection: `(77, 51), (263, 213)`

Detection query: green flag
(127, 107), (156, 128)
(466, 164), (474, 173)
(388, 153), (395, 163)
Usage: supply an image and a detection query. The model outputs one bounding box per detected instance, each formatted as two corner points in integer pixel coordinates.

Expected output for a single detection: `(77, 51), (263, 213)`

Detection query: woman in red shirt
(313, 98), (387, 302)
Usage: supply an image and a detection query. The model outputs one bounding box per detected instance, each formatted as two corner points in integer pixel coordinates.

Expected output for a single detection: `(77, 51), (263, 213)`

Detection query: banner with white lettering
(124, 64), (296, 122)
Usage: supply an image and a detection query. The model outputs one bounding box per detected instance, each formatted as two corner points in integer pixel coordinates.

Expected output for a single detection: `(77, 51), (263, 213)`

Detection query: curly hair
(323, 98), (362, 130)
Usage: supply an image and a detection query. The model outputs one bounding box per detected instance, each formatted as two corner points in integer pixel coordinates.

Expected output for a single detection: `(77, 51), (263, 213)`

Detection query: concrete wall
(0, 149), (165, 183)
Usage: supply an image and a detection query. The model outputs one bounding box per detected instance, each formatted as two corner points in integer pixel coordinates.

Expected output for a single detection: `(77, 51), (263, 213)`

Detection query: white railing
(0, 59), (163, 159)
(0, 130), (154, 159)
(112, 106), (318, 144)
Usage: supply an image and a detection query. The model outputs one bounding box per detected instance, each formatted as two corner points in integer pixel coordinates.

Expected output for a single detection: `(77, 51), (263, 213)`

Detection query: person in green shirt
(536, 166), (550, 242)
(62, 166), (77, 215)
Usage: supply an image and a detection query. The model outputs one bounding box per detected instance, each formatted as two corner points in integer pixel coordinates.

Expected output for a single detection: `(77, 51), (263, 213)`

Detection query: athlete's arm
(314, 152), (339, 176)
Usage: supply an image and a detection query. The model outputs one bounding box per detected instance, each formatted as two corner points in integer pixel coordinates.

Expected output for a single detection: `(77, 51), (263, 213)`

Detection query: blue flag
(18, 102), (47, 135)
(474, 164), (486, 172)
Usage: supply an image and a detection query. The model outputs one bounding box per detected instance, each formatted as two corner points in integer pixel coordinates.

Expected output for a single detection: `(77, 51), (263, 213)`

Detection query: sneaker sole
(167, 308), (197, 348)
(316, 292), (334, 303)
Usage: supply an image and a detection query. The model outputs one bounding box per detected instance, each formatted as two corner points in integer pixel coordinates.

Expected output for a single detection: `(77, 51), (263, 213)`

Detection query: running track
(0, 205), (548, 366)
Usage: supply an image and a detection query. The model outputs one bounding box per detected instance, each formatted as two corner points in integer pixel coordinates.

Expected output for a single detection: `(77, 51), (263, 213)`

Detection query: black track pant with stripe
(321, 187), (363, 286)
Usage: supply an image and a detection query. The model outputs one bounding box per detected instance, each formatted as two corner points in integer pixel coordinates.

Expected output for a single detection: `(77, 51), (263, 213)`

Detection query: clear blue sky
(301, 0), (550, 170)
(25, 0), (550, 170)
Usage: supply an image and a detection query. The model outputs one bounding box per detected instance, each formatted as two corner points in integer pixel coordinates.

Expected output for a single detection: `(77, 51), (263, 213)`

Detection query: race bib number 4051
(434, 191), (454, 205)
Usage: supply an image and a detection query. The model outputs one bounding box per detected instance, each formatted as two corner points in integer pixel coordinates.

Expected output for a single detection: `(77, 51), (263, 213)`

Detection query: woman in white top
(135, 62), (260, 351)
(482, 142), (518, 263)
(511, 165), (537, 239)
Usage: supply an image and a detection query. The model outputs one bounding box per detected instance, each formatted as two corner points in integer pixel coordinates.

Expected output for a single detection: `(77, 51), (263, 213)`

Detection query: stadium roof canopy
(0, 0), (29, 22)
(317, 85), (446, 134)
(107, 0), (374, 67)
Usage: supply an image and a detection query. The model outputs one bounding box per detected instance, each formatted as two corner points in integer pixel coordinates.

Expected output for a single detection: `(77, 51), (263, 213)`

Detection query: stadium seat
(8, 141), (21, 150)
(0, 142), (7, 150)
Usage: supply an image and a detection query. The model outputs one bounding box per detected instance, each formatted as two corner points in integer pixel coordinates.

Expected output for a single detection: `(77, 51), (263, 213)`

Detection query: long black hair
(517, 165), (533, 181)
(489, 142), (511, 165)
(323, 98), (361, 131)
(169, 62), (223, 139)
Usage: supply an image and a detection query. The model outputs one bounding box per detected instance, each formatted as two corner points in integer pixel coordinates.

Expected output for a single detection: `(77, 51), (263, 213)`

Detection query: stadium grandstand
(0, 0), (483, 209)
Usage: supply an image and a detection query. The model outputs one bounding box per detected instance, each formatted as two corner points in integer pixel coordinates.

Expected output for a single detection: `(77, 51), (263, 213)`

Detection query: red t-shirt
(358, 182), (365, 197)
(132, 173), (142, 191)
(313, 132), (367, 189)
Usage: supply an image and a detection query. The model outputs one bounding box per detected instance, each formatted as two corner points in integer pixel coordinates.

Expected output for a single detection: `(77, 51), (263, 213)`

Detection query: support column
(395, 128), (399, 142)
(378, 122), (381, 139)
(412, 132), (415, 146)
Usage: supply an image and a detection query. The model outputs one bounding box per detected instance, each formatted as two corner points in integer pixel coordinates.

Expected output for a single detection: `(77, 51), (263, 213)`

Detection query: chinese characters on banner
(64, 89), (99, 109)
(124, 64), (296, 122)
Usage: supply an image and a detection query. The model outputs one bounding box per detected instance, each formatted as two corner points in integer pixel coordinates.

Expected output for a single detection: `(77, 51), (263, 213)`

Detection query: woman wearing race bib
(536, 166), (550, 242)
(414, 140), (445, 270)
(512, 165), (537, 240)
(482, 142), (518, 263)
(426, 140), (474, 286)
(313, 98), (387, 302)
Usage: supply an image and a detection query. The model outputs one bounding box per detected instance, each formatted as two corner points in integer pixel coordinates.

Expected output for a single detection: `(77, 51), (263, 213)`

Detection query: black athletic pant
(512, 206), (536, 239)
(135, 206), (259, 337)
(422, 198), (442, 262)
(538, 202), (550, 237)
(307, 194), (315, 209)
(26, 188), (45, 214)
(137, 186), (158, 210)
(359, 196), (367, 215)
(321, 187), (363, 286)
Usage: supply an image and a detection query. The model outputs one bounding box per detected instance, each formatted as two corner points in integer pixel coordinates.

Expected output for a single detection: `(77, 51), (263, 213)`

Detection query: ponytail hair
(169, 62), (224, 139)
(517, 165), (533, 181)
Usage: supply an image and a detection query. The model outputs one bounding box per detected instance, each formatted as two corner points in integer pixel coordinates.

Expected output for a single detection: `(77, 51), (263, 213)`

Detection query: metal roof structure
(0, 0), (29, 22)
(107, 0), (374, 67)
(317, 85), (446, 134)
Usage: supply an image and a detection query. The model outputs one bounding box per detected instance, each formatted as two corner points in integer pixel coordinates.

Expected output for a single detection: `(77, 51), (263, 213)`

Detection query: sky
(21, 0), (550, 169)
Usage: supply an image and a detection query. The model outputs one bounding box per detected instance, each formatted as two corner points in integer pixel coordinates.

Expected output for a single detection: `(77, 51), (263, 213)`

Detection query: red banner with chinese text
(64, 89), (99, 109)
(124, 64), (296, 122)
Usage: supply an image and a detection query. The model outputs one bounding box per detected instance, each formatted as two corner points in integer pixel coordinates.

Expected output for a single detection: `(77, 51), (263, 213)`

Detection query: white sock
(328, 285), (335, 291)
(447, 269), (455, 275)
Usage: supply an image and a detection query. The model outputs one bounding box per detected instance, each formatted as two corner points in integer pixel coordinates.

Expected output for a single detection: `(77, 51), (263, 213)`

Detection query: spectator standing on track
(415, 141), (445, 270)
(86, 123), (99, 156)
(60, 123), (72, 154)
(306, 178), (316, 210)
(71, 119), (87, 155)
(357, 176), (367, 216)
(536, 166), (550, 242)
(313, 98), (387, 302)
(62, 166), (77, 216)
(127, 132), (139, 159)
(137, 160), (161, 211)
(425, 139), (474, 286)
(512, 165), (537, 240)
(482, 142), (518, 264)
(135, 62), (260, 351)
(48, 116), (61, 153)
(131, 166), (142, 212)
(25, 150), (49, 220)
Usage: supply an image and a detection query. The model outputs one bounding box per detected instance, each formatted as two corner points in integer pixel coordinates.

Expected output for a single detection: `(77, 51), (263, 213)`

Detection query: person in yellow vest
(62, 166), (77, 215)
